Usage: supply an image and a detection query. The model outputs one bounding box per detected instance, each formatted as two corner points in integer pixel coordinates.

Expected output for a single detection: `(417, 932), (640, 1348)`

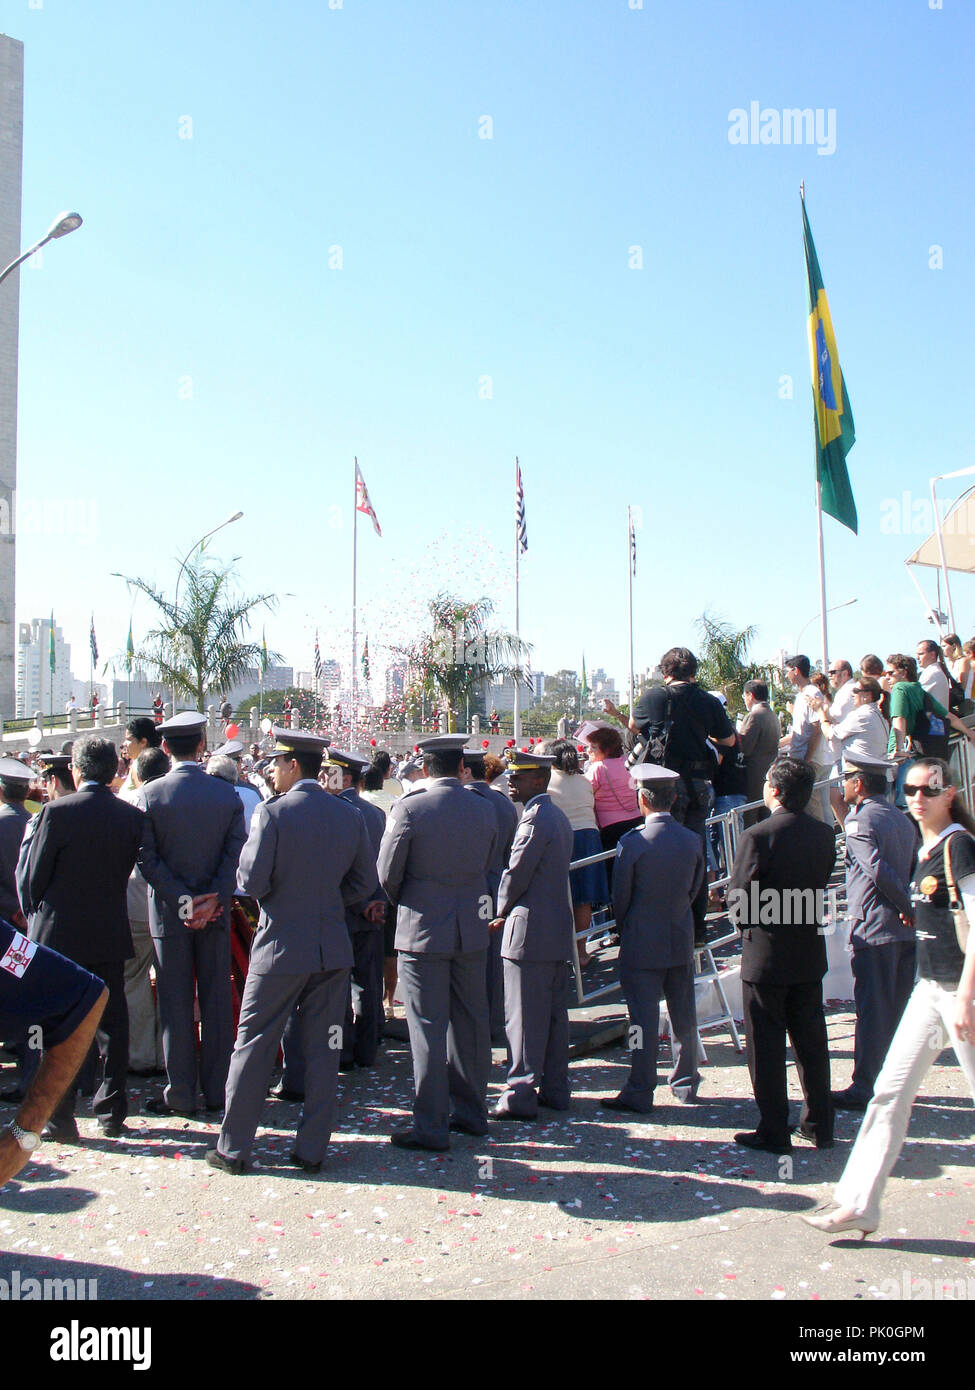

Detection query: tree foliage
(694, 611), (778, 716)
(120, 556), (281, 713)
(396, 593), (528, 732)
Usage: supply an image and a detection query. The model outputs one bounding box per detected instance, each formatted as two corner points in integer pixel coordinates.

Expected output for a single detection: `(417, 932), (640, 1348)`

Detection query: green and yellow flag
(125, 619), (135, 673)
(49, 611), (55, 673)
(802, 199), (857, 534)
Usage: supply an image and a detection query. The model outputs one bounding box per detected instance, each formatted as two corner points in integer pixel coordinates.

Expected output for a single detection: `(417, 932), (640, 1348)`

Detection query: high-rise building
(385, 661), (406, 702)
(0, 36), (24, 723)
(17, 616), (72, 717)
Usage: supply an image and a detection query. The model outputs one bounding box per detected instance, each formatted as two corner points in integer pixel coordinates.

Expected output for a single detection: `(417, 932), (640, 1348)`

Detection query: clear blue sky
(7, 0), (975, 699)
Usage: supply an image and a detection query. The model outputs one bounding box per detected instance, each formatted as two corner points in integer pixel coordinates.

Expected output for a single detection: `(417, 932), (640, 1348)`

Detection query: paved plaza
(1, 1007), (972, 1302)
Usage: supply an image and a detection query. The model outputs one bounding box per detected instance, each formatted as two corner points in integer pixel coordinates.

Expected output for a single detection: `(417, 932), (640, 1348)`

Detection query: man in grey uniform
(377, 733), (498, 1151)
(832, 752), (918, 1111)
(208, 728), (377, 1174)
(604, 763), (705, 1115)
(327, 747), (387, 1071)
(488, 750), (574, 1119)
(462, 747), (518, 1044)
(137, 712), (247, 1117)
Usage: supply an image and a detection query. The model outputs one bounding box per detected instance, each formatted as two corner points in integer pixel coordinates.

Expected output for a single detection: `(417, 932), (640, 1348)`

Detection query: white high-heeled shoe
(800, 1207), (877, 1239)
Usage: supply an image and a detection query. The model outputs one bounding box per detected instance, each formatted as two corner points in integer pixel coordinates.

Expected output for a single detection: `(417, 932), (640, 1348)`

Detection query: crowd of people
(0, 637), (973, 1242)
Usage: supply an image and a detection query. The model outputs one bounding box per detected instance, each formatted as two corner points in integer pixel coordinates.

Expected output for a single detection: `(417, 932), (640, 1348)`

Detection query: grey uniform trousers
(219, 967), (349, 1165)
(342, 927), (385, 1068)
(152, 922), (233, 1112)
(124, 918), (164, 1072)
(397, 949), (490, 1146)
(495, 959), (571, 1116)
(849, 941), (917, 1104)
(619, 962), (700, 1111)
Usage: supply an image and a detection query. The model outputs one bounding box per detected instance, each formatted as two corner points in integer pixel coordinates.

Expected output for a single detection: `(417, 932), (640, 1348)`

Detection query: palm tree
(398, 592), (528, 733)
(694, 611), (777, 716)
(118, 556), (281, 712)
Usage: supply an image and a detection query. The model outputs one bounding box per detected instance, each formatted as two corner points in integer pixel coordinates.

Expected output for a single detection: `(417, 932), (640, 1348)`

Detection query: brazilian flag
(802, 200), (857, 534)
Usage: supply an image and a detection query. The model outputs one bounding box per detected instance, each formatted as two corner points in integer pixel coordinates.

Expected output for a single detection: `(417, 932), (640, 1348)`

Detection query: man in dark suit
(832, 753), (918, 1111)
(208, 729), (377, 1174)
(377, 733), (498, 1152)
(24, 736), (144, 1140)
(137, 712), (247, 1118)
(463, 747), (518, 1043)
(488, 751), (574, 1120)
(605, 764), (706, 1115)
(727, 756), (837, 1154)
(738, 680), (782, 826)
(0, 757), (33, 929)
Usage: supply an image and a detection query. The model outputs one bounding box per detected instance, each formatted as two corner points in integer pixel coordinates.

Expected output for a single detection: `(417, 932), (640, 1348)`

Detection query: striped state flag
(314, 632), (322, 682)
(89, 615), (98, 666)
(516, 459), (527, 555)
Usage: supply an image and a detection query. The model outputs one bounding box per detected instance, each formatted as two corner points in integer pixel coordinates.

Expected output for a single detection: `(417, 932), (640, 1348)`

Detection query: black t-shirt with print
(910, 827), (975, 987)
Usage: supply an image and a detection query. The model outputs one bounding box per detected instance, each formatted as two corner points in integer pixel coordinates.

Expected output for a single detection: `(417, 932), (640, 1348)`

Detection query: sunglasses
(903, 784), (945, 799)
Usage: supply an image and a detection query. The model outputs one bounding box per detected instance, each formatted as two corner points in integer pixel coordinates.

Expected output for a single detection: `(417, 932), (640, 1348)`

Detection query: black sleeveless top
(909, 827), (975, 987)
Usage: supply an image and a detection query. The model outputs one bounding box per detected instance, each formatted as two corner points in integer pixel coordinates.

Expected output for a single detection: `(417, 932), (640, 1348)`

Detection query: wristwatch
(8, 1123), (41, 1152)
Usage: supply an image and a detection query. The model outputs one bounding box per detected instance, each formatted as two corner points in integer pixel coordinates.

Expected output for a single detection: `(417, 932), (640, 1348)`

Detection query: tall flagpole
(513, 457), (521, 743)
(627, 506), (635, 714)
(802, 180), (829, 673)
(352, 457), (359, 743)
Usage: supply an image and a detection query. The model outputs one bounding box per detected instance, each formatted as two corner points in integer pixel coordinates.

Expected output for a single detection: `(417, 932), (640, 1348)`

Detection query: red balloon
(370, 738), (377, 746)
(481, 739), (489, 748)
(521, 746), (529, 752)
(225, 723), (239, 739)
(577, 744), (585, 752)
(528, 737), (535, 745)
(506, 739), (515, 748)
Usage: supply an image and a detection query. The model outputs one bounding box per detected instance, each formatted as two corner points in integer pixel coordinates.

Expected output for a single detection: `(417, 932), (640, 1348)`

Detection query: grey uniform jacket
(613, 815), (705, 971)
(238, 780), (378, 974)
(497, 794), (574, 963)
(137, 762), (247, 937)
(377, 777), (498, 954)
(466, 779), (518, 905)
(843, 795), (917, 947)
(0, 803), (30, 922)
(338, 786), (387, 932)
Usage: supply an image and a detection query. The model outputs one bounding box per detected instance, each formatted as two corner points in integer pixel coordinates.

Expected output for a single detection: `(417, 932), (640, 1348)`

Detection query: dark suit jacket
(738, 703), (782, 806)
(26, 785), (144, 963)
(728, 808), (837, 985)
(0, 802), (30, 922)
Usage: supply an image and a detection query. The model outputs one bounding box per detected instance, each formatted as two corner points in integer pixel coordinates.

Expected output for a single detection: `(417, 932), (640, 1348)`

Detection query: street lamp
(794, 598), (858, 659)
(170, 511), (244, 713)
(0, 212), (84, 286)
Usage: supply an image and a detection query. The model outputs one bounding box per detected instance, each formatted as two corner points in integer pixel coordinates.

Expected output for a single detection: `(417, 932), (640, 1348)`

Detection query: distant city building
(485, 677), (540, 713)
(16, 617), (72, 717)
(385, 661), (407, 702)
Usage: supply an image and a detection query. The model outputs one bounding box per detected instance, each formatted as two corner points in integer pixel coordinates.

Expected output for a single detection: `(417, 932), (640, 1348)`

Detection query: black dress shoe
(289, 1152), (323, 1174)
(338, 1060), (357, 1072)
(792, 1126), (834, 1149)
(205, 1148), (246, 1175)
(145, 1098), (196, 1119)
(128, 1067), (165, 1079)
(389, 1129), (448, 1153)
(537, 1097), (570, 1112)
(98, 1120), (127, 1138)
(601, 1096), (653, 1115)
(831, 1090), (868, 1111)
(41, 1121), (81, 1144)
(490, 1106), (533, 1122)
(268, 1084), (304, 1102)
(449, 1119), (489, 1136)
(733, 1130), (792, 1156)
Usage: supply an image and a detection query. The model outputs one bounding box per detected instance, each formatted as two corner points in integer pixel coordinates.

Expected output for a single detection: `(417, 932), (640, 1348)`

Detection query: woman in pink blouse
(584, 726), (641, 887)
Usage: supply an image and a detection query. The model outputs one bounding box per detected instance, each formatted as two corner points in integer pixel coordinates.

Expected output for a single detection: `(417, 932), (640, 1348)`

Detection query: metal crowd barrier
(566, 725), (975, 1016)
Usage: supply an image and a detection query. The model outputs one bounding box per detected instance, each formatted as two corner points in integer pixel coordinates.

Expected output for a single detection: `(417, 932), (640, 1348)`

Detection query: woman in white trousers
(803, 756), (975, 1237)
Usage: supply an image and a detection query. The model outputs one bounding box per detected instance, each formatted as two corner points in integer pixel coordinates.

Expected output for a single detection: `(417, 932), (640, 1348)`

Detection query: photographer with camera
(624, 648), (735, 945)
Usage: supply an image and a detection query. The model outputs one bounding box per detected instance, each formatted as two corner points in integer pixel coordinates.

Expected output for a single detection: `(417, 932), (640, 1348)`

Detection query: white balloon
(27, 727), (42, 748)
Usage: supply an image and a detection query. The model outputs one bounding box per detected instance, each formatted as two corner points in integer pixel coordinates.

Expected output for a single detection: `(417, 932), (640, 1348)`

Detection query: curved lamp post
(794, 597), (858, 661)
(170, 511), (244, 713)
(0, 212), (83, 286)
